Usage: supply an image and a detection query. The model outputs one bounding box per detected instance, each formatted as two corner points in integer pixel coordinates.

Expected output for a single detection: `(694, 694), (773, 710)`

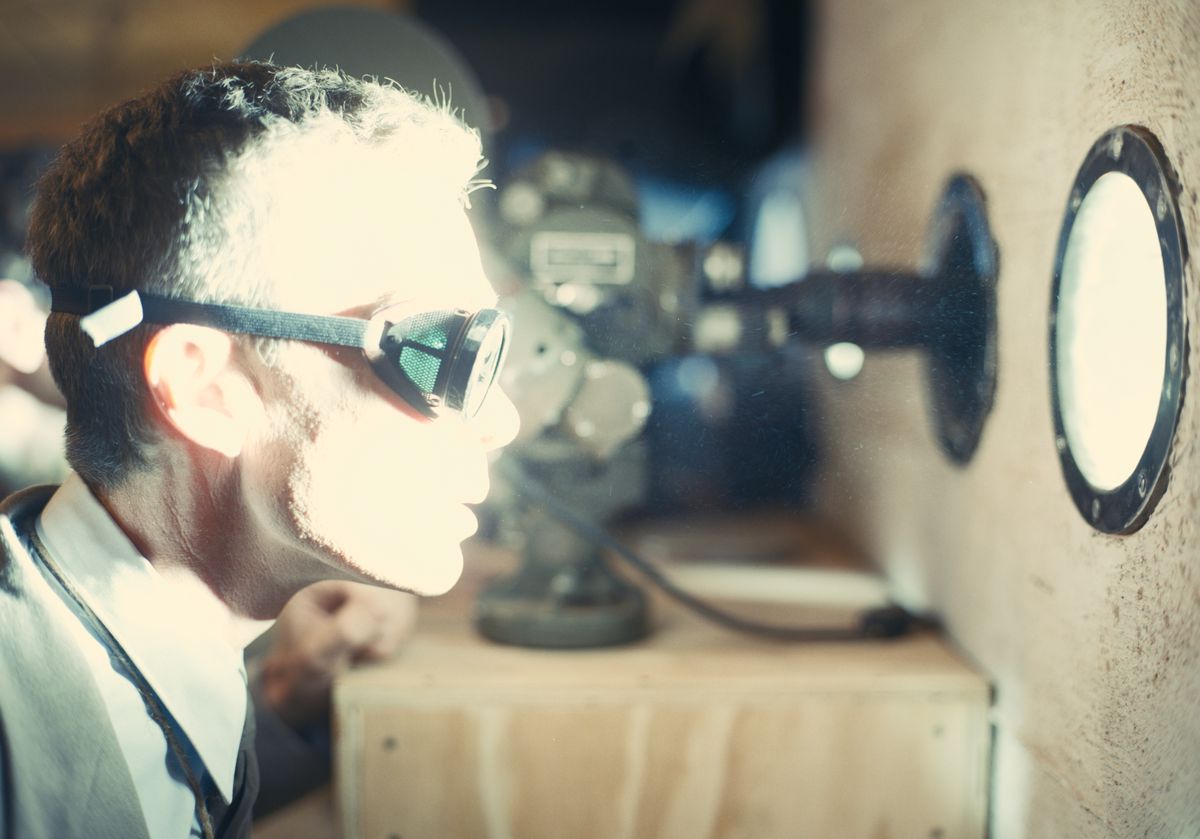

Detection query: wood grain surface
(335, 538), (990, 839)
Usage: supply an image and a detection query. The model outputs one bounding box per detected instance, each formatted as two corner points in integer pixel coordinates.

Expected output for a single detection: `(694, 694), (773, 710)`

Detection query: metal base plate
(923, 175), (1000, 465)
(475, 559), (649, 649)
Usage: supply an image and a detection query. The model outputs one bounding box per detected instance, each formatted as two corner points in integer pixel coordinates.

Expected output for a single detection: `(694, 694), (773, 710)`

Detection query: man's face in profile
(241, 175), (518, 597)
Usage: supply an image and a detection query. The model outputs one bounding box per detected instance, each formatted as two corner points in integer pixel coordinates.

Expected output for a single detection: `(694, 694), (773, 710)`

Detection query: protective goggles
(51, 285), (510, 419)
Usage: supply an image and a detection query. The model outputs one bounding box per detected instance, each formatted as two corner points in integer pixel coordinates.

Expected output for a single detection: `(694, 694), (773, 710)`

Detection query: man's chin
(405, 547), (465, 597)
(344, 541), (465, 597)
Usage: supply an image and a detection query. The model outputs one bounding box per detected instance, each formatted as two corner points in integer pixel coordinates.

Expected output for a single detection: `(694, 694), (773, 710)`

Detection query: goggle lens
(373, 307), (509, 419)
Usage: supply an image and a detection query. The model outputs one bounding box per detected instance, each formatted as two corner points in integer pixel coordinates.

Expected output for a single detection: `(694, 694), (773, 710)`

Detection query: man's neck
(96, 456), (324, 636)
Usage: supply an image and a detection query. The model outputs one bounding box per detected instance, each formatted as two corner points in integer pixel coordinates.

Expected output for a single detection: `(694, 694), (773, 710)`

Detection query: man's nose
(472, 387), (520, 452)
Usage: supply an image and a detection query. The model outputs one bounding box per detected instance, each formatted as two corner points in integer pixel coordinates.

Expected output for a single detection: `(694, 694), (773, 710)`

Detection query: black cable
(498, 459), (912, 642)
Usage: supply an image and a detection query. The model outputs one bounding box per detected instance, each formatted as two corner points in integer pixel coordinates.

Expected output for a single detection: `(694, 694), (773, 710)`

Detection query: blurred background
(1, 1), (1198, 838)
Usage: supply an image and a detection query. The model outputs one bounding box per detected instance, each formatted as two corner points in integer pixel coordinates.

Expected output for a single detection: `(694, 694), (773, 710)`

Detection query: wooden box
(335, 560), (991, 839)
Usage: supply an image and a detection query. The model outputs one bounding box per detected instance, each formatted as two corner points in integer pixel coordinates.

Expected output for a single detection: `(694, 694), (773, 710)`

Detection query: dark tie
(211, 689), (261, 839)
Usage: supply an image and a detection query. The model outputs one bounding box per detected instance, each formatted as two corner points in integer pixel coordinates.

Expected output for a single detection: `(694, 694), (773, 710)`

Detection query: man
(0, 61), (518, 839)
(0, 150), (419, 820)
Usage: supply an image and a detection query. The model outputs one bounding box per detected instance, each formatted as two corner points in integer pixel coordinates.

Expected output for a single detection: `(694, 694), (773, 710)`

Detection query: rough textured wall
(803, 1), (1199, 836)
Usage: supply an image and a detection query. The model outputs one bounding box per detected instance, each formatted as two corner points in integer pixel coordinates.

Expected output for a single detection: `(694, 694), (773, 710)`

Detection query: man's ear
(143, 324), (264, 458)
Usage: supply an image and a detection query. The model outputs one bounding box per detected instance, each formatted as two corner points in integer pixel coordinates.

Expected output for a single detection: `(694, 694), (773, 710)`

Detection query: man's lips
(451, 503), (479, 538)
(456, 477), (490, 506)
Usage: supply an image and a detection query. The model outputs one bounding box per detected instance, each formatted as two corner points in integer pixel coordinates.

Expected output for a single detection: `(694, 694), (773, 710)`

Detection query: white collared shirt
(33, 474), (251, 838)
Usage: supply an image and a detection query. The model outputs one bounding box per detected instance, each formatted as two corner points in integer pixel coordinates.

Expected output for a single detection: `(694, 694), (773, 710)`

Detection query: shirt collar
(35, 473), (248, 801)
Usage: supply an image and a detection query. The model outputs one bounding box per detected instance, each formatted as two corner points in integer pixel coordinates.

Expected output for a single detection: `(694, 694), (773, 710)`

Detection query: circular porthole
(1050, 126), (1188, 534)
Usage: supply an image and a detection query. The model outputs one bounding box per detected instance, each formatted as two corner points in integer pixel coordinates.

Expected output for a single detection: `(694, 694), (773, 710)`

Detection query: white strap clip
(80, 290), (145, 347)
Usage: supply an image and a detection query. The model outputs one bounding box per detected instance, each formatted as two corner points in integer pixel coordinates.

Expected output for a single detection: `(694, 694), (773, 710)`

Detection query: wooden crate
(335, 547), (991, 839)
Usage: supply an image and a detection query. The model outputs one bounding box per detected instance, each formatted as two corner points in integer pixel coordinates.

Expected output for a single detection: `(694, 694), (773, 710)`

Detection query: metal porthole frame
(1049, 125), (1189, 534)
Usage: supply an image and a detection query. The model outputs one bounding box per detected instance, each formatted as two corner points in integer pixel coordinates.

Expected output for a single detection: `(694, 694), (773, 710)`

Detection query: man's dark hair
(27, 61), (480, 490)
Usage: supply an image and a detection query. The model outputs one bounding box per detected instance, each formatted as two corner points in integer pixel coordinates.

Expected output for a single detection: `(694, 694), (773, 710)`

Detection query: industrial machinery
(478, 152), (996, 648)
(239, 8), (997, 650)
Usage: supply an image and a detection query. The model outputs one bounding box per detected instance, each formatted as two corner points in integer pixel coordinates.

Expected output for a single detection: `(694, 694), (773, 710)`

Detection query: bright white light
(825, 244), (864, 273)
(1057, 172), (1167, 491)
(824, 342), (865, 380)
(749, 189), (809, 287)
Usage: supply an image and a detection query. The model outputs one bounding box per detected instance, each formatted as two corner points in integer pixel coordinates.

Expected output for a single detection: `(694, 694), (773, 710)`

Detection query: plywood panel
(336, 606), (990, 839)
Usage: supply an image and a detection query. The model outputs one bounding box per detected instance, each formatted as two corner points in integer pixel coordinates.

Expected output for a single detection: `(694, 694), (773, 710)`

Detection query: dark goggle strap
(50, 285), (369, 348)
(50, 284), (505, 419)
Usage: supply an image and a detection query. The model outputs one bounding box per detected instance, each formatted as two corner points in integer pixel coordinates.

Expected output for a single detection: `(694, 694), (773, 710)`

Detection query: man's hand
(259, 581), (418, 729)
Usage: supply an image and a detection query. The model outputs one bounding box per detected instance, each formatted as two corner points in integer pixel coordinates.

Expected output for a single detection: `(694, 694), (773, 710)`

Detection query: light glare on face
(255, 194), (498, 595)
(230, 125), (488, 316)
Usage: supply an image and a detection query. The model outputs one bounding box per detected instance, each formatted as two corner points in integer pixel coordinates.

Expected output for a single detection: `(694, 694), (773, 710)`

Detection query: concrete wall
(803, 1), (1199, 835)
